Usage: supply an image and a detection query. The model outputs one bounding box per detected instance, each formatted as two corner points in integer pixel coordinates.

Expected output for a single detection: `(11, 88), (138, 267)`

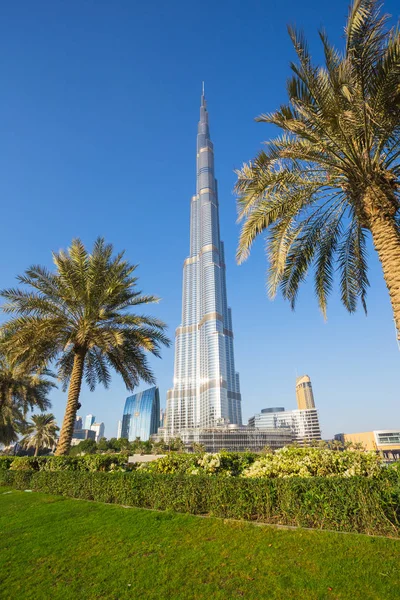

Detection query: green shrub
(242, 447), (383, 478)
(8, 454), (133, 472)
(139, 453), (198, 474)
(0, 456), (14, 470)
(1, 469), (398, 536)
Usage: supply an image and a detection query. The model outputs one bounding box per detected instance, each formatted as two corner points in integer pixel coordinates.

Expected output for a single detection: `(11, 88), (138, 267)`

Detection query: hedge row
(1, 469), (399, 536)
(0, 455), (133, 472)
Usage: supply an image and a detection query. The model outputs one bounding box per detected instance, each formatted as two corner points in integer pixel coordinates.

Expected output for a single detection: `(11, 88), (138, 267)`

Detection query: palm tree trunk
(368, 201), (400, 341)
(34, 444), (39, 457)
(55, 350), (85, 456)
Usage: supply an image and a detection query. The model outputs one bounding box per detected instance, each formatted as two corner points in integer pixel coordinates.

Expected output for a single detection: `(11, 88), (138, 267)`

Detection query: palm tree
(235, 0), (400, 336)
(0, 350), (55, 445)
(0, 238), (170, 455)
(21, 413), (59, 456)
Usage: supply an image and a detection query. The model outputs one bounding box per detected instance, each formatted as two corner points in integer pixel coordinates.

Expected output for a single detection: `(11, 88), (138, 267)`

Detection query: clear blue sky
(1, 0), (398, 439)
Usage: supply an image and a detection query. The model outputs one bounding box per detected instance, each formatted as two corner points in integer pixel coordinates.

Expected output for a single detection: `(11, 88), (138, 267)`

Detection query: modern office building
(116, 420), (122, 440)
(71, 429), (96, 446)
(248, 407), (321, 444)
(122, 387), (160, 441)
(91, 422), (105, 442)
(296, 375), (315, 410)
(74, 416), (83, 431)
(84, 414), (95, 430)
(166, 86), (242, 436)
(334, 430), (400, 460)
(153, 424), (293, 452)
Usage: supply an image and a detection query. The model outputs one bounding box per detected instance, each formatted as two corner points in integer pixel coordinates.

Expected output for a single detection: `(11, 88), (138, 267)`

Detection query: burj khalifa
(166, 87), (242, 435)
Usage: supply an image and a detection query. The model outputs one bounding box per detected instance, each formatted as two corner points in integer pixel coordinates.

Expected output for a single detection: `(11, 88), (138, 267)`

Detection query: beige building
(335, 430), (400, 459)
(296, 375), (315, 410)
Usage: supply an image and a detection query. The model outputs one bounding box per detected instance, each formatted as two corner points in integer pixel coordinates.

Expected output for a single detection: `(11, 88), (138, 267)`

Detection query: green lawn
(0, 487), (399, 600)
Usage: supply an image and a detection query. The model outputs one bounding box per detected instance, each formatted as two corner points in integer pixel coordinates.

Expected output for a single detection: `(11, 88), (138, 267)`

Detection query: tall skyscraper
(84, 414), (95, 430)
(166, 87), (242, 435)
(296, 375), (315, 410)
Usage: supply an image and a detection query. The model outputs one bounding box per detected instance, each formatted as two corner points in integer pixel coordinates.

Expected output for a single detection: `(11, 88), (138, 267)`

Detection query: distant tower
(117, 420), (122, 440)
(91, 422), (105, 442)
(84, 414), (95, 430)
(166, 86), (242, 435)
(296, 375), (315, 410)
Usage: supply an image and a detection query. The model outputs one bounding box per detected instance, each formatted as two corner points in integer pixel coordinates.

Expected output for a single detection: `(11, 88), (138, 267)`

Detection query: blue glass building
(121, 387), (160, 441)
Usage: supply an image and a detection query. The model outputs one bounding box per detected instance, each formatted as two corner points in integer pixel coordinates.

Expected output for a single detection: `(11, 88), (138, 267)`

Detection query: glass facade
(121, 387), (160, 441)
(249, 408), (321, 443)
(375, 431), (400, 445)
(154, 425), (293, 452)
(84, 414), (95, 430)
(166, 89), (242, 435)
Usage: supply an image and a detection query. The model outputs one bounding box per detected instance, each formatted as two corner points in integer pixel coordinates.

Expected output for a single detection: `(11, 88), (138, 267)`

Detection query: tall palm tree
(0, 350), (54, 445)
(21, 413), (59, 456)
(0, 237), (170, 455)
(235, 0), (400, 337)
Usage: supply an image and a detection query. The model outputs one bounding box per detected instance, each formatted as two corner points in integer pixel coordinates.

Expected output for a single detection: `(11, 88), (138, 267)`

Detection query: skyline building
(166, 87), (242, 435)
(296, 375), (315, 410)
(91, 422), (105, 442)
(84, 414), (95, 430)
(122, 387), (160, 441)
(248, 407), (321, 444)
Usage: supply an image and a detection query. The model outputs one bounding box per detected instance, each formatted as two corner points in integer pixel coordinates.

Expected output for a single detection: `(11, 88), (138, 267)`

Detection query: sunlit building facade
(166, 87), (242, 435)
(296, 375), (315, 410)
(91, 422), (105, 442)
(122, 387), (160, 441)
(248, 407), (321, 444)
(335, 430), (400, 460)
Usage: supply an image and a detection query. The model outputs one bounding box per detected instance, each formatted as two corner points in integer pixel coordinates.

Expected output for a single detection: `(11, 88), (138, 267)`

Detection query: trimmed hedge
(1, 454), (133, 472)
(1, 469), (399, 536)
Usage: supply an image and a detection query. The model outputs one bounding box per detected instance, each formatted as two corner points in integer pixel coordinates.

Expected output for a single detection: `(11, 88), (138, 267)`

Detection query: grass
(0, 487), (399, 600)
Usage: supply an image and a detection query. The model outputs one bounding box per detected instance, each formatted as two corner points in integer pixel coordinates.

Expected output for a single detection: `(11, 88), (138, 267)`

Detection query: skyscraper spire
(166, 89), (242, 435)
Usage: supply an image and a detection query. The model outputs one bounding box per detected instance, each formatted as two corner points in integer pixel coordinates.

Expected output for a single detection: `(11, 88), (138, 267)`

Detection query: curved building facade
(121, 387), (160, 441)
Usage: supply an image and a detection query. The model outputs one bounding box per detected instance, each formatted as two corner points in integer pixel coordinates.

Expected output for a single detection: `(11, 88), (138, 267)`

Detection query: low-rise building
(334, 430), (400, 460)
(153, 424), (293, 452)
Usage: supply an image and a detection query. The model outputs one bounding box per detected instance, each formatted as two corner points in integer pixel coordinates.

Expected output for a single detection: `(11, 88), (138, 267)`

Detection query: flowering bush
(140, 451), (258, 476)
(195, 453), (222, 474)
(242, 447), (383, 479)
(138, 453), (197, 474)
